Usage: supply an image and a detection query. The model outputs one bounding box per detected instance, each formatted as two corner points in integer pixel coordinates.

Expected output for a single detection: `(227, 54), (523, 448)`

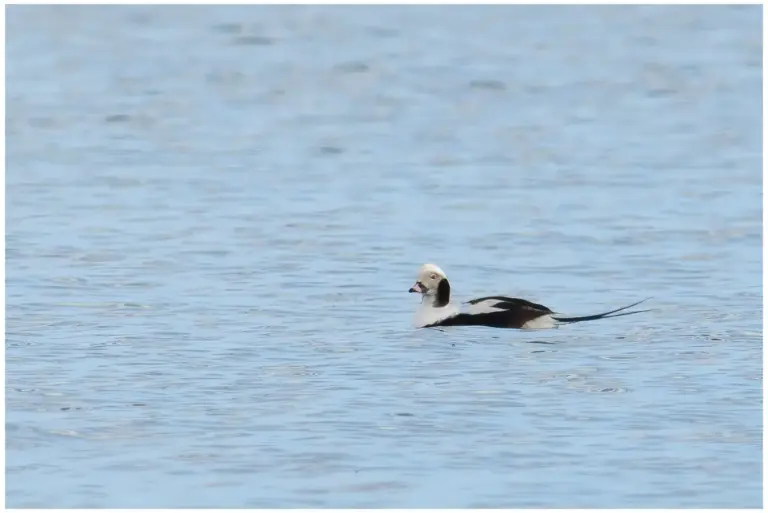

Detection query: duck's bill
(409, 282), (425, 293)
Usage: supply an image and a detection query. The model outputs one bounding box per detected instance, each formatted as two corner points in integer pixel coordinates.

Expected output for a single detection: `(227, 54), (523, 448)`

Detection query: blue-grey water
(5, 5), (763, 508)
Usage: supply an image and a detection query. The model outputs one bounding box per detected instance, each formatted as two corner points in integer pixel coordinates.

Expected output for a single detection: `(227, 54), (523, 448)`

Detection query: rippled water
(6, 5), (762, 508)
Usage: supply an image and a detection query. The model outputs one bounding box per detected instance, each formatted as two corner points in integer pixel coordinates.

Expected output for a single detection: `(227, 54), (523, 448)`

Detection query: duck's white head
(409, 263), (451, 306)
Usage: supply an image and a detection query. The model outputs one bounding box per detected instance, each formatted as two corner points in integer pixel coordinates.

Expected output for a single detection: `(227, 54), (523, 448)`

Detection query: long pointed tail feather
(552, 298), (653, 324)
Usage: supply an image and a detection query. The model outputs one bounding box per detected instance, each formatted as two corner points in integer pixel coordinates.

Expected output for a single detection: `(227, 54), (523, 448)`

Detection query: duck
(409, 263), (651, 329)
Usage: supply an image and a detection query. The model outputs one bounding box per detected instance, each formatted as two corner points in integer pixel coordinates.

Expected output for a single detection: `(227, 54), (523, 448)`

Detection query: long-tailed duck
(409, 263), (651, 329)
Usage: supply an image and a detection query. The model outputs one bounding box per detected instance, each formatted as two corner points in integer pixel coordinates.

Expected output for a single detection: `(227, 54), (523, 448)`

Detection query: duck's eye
(430, 273), (437, 280)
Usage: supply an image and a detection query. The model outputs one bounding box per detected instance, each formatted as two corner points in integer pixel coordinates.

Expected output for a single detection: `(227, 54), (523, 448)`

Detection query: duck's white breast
(413, 302), (460, 328)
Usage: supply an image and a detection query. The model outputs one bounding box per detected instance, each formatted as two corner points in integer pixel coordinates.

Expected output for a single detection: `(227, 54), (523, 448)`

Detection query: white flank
(521, 315), (558, 330)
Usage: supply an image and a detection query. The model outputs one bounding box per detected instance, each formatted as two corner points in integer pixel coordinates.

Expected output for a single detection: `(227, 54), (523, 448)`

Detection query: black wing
(466, 295), (554, 314)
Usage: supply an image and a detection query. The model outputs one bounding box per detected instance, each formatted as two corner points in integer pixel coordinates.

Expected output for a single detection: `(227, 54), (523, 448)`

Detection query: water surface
(6, 5), (762, 508)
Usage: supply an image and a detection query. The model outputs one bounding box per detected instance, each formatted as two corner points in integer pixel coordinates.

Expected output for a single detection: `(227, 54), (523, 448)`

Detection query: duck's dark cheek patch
(435, 278), (451, 307)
